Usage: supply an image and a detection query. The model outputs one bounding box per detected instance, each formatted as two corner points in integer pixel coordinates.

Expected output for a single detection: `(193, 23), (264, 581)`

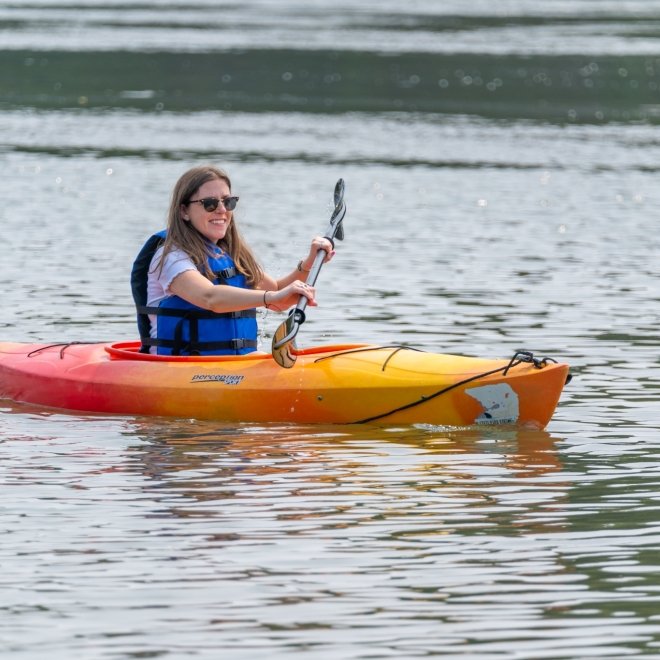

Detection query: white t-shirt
(147, 246), (197, 341)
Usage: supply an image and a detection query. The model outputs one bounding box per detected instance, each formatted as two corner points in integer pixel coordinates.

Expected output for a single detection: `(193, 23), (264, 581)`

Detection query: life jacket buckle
(215, 267), (237, 281)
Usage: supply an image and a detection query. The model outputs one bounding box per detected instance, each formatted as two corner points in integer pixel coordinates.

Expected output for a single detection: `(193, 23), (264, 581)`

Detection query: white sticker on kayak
(466, 383), (519, 425)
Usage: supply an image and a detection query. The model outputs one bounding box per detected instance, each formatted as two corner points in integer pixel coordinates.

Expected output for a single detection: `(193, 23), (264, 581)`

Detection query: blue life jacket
(130, 230), (258, 356)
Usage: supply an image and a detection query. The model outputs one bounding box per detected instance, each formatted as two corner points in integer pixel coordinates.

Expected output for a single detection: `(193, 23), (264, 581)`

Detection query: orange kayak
(0, 341), (570, 428)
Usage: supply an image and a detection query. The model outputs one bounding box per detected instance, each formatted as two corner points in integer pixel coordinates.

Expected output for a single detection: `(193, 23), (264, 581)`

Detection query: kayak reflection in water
(131, 165), (334, 356)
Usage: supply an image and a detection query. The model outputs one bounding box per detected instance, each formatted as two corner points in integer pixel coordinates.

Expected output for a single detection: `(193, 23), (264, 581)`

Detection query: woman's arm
(169, 269), (317, 314)
(167, 236), (334, 314)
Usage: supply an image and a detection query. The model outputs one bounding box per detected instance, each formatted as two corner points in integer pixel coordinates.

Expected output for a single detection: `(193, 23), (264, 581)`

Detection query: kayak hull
(0, 341), (569, 428)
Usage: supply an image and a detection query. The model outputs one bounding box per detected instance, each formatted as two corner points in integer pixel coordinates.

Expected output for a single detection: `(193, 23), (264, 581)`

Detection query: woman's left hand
(300, 236), (335, 271)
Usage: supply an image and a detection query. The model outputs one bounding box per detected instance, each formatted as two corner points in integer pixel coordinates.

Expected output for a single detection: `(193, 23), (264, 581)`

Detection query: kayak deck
(0, 341), (570, 428)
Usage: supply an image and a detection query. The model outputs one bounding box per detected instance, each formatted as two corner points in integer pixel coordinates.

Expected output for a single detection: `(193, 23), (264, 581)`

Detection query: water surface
(1, 1), (660, 658)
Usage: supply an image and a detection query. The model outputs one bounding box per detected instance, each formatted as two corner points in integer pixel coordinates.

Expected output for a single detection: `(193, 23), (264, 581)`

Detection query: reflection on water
(2, 0), (660, 657)
(3, 1), (660, 122)
(130, 420), (566, 524)
(2, 410), (660, 657)
(4, 47), (660, 122)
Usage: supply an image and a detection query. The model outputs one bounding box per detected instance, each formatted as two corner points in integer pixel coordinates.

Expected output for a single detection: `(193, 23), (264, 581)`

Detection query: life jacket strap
(141, 337), (258, 354)
(137, 305), (256, 320)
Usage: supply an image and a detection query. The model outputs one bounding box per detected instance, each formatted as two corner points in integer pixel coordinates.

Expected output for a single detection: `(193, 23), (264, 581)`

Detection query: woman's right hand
(264, 280), (317, 312)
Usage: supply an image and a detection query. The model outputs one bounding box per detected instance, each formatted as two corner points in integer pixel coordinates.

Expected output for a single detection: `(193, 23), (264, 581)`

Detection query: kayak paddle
(271, 179), (346, 368)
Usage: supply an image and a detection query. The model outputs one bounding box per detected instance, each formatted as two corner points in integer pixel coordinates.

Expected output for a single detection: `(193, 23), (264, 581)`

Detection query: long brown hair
(157, 165), (263, 287)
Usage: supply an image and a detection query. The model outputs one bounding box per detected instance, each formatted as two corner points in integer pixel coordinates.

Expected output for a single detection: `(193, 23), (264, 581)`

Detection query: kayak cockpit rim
(105, 341), (371, 362)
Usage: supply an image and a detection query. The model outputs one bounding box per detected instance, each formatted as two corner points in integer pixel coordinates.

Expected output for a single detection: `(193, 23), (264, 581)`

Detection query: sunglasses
(187, 196), (239, 212)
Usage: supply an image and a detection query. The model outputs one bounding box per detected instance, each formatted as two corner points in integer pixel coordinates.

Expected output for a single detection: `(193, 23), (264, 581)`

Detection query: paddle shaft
(295, 237), (332, 316)
(273, 214), (341, 347)
(272, 180), (345, 356)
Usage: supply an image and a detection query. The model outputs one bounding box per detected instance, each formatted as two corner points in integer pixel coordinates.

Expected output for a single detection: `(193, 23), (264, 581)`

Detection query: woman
(131, 165), (334, 355)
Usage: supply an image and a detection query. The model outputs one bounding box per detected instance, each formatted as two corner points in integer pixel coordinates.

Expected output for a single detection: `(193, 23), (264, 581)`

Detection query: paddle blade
(332, 179), (346, 242)
(272, 310), (299, 368)
(334, 179), (345, 206)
